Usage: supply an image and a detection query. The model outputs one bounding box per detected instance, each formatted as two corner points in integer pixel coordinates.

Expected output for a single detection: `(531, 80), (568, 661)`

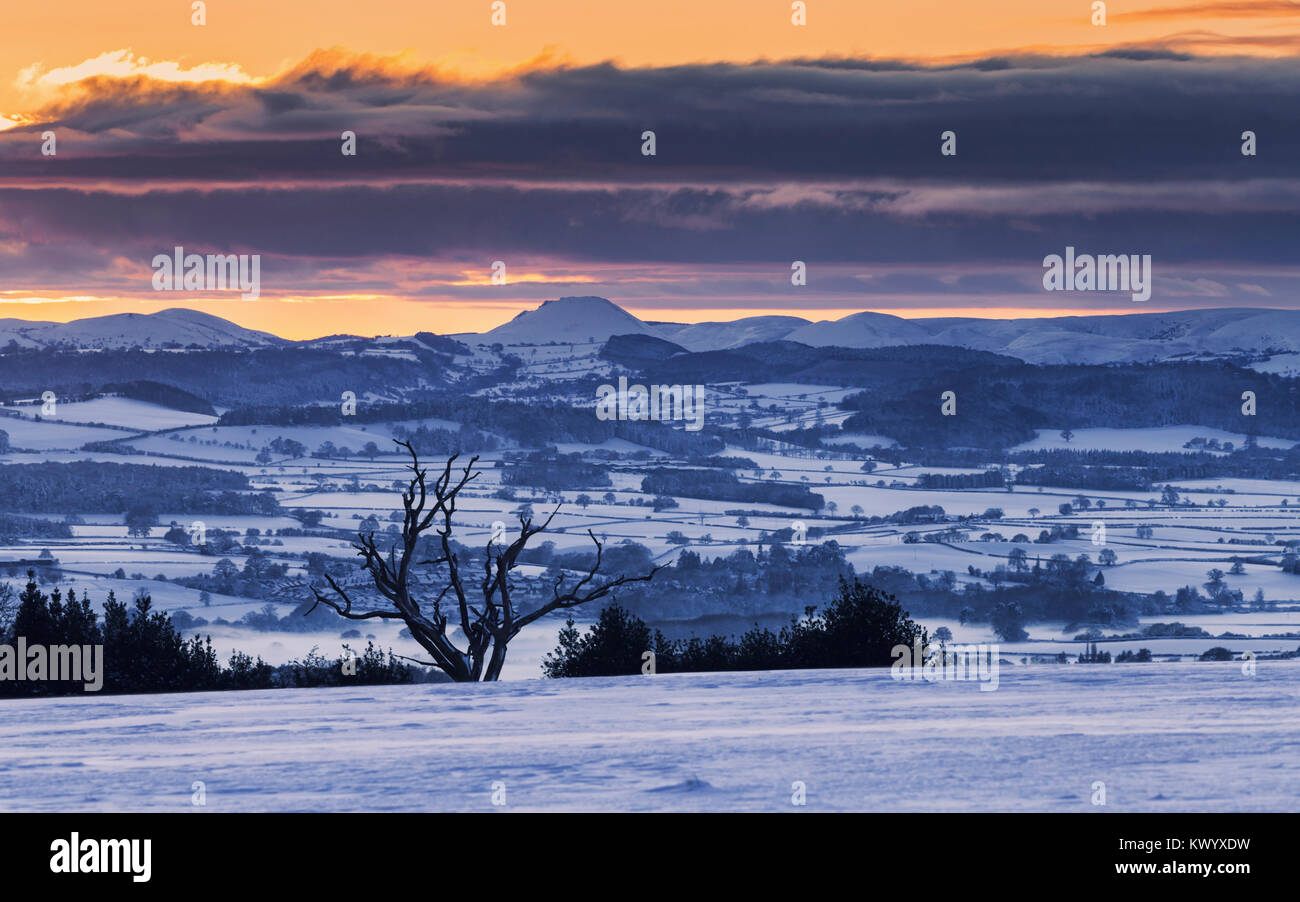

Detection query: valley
(1, 297), (1298, 680)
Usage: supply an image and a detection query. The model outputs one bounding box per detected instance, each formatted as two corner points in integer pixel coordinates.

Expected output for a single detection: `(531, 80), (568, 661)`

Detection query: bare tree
(308, 442), (660, 681)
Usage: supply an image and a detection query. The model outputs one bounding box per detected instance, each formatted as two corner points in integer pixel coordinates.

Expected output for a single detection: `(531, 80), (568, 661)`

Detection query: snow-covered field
(0, 661), (1295, 812)
(5, 397), (216, 430)
(0, 416), (124, 450)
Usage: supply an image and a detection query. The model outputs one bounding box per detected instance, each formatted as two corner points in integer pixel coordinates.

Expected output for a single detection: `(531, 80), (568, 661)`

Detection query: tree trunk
(482, 641), (509, 681)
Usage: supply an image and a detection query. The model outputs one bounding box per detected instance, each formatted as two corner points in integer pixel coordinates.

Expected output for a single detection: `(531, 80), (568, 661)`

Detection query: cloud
(2, 49), (1299, 310)
(1161, 277), (1233, 297)
(15, 50), (259, 108)
(1121, 1), (1300, 22)
(5, 50), (1300, 183)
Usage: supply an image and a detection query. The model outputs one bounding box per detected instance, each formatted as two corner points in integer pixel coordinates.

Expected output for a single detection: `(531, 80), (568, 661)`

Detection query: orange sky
(3, 0), (1299, 337)
(7, 0), (1299, 113)
(0, 294), (1235, 339)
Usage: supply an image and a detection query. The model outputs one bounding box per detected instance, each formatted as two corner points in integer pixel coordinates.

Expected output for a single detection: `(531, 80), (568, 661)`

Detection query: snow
(0, 416), (124, 450)
(480, 296), (664, 345)
(126, 423), (401, 462)
(447, 300), (1300, 363)
(824, 432), (898, 448)
(660, 316), (810, 351)
(1250, 352), (1300, 377)
(3, 397), (215, 430)
(0, 308), (280, 350)
(785, 311), (932, 348)
(0, 661), (1295, 811)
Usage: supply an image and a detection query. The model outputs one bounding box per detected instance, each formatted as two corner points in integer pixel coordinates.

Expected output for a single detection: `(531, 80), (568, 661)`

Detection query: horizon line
(2, 298), (1295, 343)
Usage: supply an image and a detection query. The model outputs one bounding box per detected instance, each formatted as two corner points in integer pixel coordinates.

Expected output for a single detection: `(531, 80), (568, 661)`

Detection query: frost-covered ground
(0, 661), (1295, 812)
(5, 397), (216, 430)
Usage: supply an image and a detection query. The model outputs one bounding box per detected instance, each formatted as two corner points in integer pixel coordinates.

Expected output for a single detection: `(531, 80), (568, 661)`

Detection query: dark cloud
(1, 51), (1298, 300)
(2, 180), (1297, 267)
(4, 52), (1300, 183)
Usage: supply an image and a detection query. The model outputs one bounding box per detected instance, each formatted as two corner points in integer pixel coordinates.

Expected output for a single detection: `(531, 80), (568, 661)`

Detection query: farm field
(4, 402), (1300, 671)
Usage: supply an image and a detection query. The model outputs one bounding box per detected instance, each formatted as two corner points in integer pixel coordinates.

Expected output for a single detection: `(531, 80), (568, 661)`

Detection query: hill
(481, 296), (663, 345)
(0, 308), (284, 350)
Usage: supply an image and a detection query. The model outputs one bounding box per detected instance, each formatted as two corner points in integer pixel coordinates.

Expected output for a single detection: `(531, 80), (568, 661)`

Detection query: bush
(1115, 648), (1152, 663)
(542, 606), (653, 678)
(543, 578), (927, 678)
(0, 572), (437, 696)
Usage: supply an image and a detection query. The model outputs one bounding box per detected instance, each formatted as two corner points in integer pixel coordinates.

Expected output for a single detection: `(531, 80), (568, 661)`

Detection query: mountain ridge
(458, 297), (1300, 363)
(5, 298), (1299, 363)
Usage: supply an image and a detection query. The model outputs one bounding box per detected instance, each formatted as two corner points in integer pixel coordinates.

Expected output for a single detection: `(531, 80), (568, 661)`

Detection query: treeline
(638, 341), (1014, 388)
(413, 332), (472, 357)
(0, 348), (441, 407)
(613, 421), (724, 457)
(840, 361), (1300, 448)
(501, 451), (612, 490)
(0, 576), (443, 697)
(0, 461), (277, 515)
(687, 455), (759, 470)
(864, 558), (1147, 636)
(0, 514), (73, 542)
(101, 380), (216, 416)
(1015, 465), (1154, 492)
(543, 579), (927, 677)
(640, 468), (824, 511)
(392, 423), (501, 456)
(618, 541), (852, 620)
(886, 504), (948, 525)
(1019, 445), (1300, 489)
(849, 445), (1300, 489)
(599, 333), (689, 369)
(220, 396), (723, 456)
(916, 470), (1004, 489)
(172, 549), (292, 599)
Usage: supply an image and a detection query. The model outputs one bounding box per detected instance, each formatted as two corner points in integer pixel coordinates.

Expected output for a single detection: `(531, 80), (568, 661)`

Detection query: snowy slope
(6, 298), (1297, 361)
(0, 661), (1294, 811)
(0, 308), (283, 350)
(480, 297), (665, 345)
(915, 308), (1300, 362)
(784, 310), (933, 348)
(1204, 309), (1300, 353)
(658, 316), (811, 351)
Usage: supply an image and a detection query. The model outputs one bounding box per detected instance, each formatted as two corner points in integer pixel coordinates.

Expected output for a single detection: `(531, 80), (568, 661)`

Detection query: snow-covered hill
(0, 308), (283, 350)
(479, 296), (664, 345)
(784, 310), (934, 348)
(893, 308), (1300, 362)
(455, 297), (1300, 363)
(4, 298), (1298, 364)
(658, 315), (811, 351)
(0, 661), (1292, 811)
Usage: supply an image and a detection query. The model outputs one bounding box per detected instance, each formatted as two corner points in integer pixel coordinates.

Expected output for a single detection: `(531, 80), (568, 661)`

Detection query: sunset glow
(2, 0), (1298, 336)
